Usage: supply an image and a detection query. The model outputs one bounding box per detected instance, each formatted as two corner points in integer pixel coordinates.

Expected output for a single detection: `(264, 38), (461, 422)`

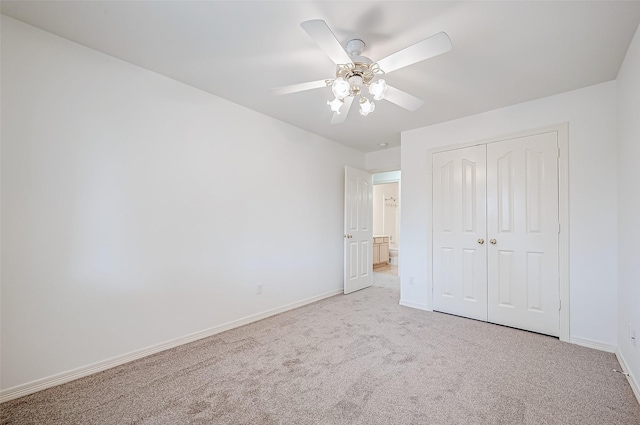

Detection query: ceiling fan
(272, 19), (452, 124)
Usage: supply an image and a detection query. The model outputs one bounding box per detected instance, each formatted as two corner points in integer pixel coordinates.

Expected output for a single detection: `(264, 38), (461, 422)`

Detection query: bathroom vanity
(373, 235), (390, 266)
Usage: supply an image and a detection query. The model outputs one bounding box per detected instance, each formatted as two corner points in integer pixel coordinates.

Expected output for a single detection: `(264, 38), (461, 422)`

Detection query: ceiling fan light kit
(273, 19), (452, 124)
(327, 97), (344, 113)
(331, 77), (351, 99)
(369, 79), (388, 101)
(359, 96), (375, 116)
(326, 47), (386, 115)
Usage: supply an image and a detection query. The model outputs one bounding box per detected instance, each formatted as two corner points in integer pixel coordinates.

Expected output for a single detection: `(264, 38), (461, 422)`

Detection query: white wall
(373, 186), (385, 236)
(401, 81), (618, 346)
(365, 146), (400, 172)
(0, 16), (364, 391)
(616, 23), (640, 389)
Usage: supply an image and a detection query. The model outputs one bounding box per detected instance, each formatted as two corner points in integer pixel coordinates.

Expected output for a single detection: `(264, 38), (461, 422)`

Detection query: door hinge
(558, 147), (561, 158)
(559, 299), (562, 311)
(558, 223), (561, 234)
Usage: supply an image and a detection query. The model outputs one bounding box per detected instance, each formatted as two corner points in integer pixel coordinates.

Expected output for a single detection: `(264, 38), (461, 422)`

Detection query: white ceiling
(3, 1), (640, 152)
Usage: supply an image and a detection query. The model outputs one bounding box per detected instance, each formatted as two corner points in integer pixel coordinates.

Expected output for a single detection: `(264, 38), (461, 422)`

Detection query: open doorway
(372, 171), (400, 278)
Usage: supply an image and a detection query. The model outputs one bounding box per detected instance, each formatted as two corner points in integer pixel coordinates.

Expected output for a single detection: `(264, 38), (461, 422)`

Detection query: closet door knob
(490, 239), (497, 245)
(477, 239), (485, 245)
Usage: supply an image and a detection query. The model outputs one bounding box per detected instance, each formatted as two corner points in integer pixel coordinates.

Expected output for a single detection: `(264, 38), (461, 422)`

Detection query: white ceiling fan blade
(301, 20), (353, 66)
(271, 80), (327, 95)
(376, 32), (452, 74)
(331, 96), (354, 124)
(384, 85), (424, 111)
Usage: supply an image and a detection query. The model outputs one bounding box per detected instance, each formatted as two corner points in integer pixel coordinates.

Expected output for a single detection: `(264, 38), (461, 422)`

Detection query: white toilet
(389, 248), (399, 265)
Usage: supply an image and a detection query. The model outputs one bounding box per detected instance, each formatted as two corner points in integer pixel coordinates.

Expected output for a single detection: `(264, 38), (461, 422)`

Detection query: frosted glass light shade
(369, 79), (387, 101)
(359, 96), (375, 116)
(347, 75), (363, 94)
(327, 97), (344, 113)
(331, 77), (350, 100)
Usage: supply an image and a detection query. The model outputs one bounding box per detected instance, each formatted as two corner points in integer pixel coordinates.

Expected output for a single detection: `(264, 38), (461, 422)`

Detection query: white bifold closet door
(432, 145), (488, 321)
(433, 131), (560, 337)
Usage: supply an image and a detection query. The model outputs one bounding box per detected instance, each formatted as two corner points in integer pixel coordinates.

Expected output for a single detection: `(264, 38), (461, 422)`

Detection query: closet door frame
(424, 123), (569, 342)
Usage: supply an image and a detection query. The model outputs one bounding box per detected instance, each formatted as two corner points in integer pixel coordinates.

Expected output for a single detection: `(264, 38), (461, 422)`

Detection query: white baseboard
(615, 348), (640, 406)
(569, 337), (639, 406)
(399, 299), (431, 311)
(569, 336), (616, 353)
(0, 289), (342, 403)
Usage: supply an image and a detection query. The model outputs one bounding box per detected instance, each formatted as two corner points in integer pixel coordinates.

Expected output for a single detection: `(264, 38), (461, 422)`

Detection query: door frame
(424, 123), (569, 342)
(373, 170), (401, 274)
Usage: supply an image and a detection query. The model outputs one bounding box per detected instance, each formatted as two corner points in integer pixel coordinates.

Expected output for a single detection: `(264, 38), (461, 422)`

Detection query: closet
(432, 131), (560, 337)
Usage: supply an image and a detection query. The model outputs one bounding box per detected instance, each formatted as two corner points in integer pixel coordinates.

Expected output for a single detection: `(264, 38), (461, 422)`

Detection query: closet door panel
(432, 145), (487, 321)
(486, 132), (559, 336)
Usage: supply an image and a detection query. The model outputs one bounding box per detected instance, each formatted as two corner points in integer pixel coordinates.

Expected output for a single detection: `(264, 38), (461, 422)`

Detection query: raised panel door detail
(462, 249), (476, 301)
(526, 149), (543, 234)
(360, 241), (371, 277)
(348, 242), (358, 279)
(526, 252), (543, 312)
(498, 250), (514, 307)
(441, 247), (454, 297)
(360, 179), (370, 231)
(348, 177), (358, 232)
(497, 152), (514, 234)
(462, 160), (477, 233)
(432, 146), (487, 321)
(346, 173), (372, 233)
(441, 161), (453, 232)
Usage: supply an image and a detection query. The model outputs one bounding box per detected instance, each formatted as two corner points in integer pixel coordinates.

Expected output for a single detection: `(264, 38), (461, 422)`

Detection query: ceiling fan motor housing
(334, 39), (382, 95)
(346, 39), (365, 56)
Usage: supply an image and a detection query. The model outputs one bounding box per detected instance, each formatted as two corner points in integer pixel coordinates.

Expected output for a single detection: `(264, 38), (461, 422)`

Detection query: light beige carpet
(2, 274), (639, 424)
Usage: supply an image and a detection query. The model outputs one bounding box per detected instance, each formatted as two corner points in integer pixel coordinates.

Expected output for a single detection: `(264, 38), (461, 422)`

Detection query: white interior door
(344, 166), (373, 294)
(432, 145), (488, 321)
(486, 132), (560, 336)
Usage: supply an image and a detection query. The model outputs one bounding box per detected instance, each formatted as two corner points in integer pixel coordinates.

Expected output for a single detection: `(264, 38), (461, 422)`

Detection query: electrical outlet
(409, 276), (415, 285)
(256, 283), (263, 295)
